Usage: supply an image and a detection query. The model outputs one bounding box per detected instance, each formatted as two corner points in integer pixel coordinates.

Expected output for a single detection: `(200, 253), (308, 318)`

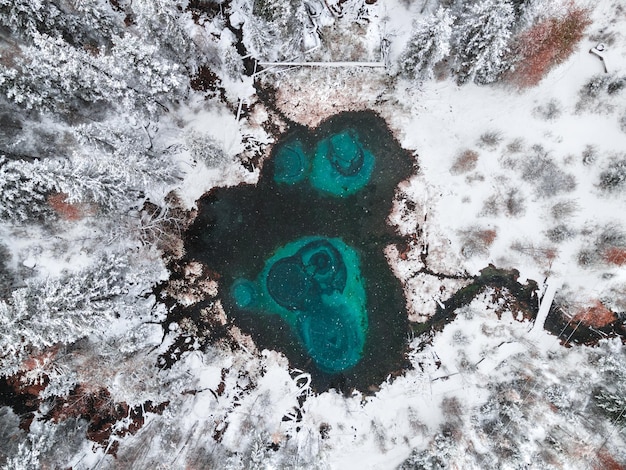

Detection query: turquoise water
(184, 111), (414, 391)
(273, 140), (309, 185)
(274, 129), (375, 197)
(231, 237), (367, 372)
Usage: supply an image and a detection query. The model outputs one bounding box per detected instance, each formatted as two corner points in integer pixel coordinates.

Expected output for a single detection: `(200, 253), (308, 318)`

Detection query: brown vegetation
(572, 300), (617, 328)
(190, 65), (221, 93)
(593, 450), (626, 470)
(47, 385), (168, 454)
(47, 192), (93, 221)
(139, 192), (195, 258)
(508, 5), (591, 88)
(603, 246), (626, 265)
(486, 287), (536, 322)
(460, 227), (497, 258)
(478, 229), (497, 246)
(451, 149), (479, 174)
(510, 241), (557, 268)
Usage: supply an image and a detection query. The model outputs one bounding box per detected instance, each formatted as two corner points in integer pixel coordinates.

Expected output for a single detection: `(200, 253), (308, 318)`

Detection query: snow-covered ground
(1, 0), (625, 468)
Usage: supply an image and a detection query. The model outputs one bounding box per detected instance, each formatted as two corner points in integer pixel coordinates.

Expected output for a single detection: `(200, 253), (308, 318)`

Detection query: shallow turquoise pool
(184, 111), (414, 391)
(232, 236), (367, 372)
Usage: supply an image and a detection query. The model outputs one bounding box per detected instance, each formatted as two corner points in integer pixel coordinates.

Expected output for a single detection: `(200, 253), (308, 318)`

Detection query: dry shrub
(572, 300), (617, 328)
(139, 192), (195, 258)
(546, 224), (576, 243)
(603, 246), (626, 265)
(550, 199), (578, 220)
(594, 450), (626, 470)
(47, 192), (92, 221)
(519, 146), (577, 198)
(506, 138), (525, 154)
(451, 149), (479, 174)
(478, 229), (497, 245)
(477, 131), (502, 149)
(459, 227), (497, 258)
(508, 5), (591, 88)
(579, 224), (626, 267)
(533, 99), (562, 120)
(511, 240), (557, 266)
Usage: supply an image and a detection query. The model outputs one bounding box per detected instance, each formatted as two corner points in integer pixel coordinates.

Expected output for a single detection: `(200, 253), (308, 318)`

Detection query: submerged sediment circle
(233, 236), (367, 373)
(184, 111), (415, 391)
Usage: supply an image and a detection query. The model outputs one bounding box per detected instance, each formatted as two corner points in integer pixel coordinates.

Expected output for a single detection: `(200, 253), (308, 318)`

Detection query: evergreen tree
(0, 155), (130, 222)
(73, 117), (181, 191)
(0, 31), (186, 116)
(0, 254), (133, 377)
(401, 7), (455, 82)
(0, 116), (180, 224)
(0, 0), (120, 47)
(453, 0), (516, 84)
(232, 0), (305, 62)
(0, 0), (76, 43)
(129, 0), (200, 73)
(399, 433), (456, 470)
(0, 156), (70, 222)
(596, 391), (626, 425)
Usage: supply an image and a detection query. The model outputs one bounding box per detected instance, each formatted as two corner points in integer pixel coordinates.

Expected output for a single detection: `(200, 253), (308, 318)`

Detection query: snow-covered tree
(0, 0), (76, 43)
(1, 435), (47, 470)
(596, 391), (626, 425)
(108, 34), (187, 111)
(401, 7), (455, 82)
(233, 0), (306, 62)
(183, 129), (231, 168)
(0, 31), (186, 116)
(0, 155), (134, 222)
(0, 156), (72, 222)
(1, 417), (90, 470)
(0, 116), (181, 223)
(399, 433), (457, 469)
(128, 0), (201, 73)
(0, 243), (11, 299)
(0, 0), (57, 39)
(0, 0), (119, 45)
(453, 0), (516, 84)
(0, 254), (136, 377)
(73, 118), (181, 193)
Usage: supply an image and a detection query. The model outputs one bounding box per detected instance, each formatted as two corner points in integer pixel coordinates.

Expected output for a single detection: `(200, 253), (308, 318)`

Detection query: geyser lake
(184, 111), (415, 391)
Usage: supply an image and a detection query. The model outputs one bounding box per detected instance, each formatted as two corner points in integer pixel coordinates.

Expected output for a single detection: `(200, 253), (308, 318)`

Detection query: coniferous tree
(453, 0), (516, 84)
(0, 254), (134, 377)
(129, 0), (200, 73)
(401, 7), (455, 82)
(0, 31), (186, 116)
(0, 156), (71, 222)
(232, 0), (305, 62)
(0, 0), (119, 45)
(0, 0), (83, 43)
(0, 155), (130, 222)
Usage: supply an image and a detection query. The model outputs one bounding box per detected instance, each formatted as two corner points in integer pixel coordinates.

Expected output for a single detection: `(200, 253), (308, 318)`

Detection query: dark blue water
(184, 111), (415, 392)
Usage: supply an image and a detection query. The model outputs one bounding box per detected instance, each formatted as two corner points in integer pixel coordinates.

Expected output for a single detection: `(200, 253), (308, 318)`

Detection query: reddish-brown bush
(603, 247), (626, 265)
(47, 192), (89, 221)
(451, 149), (479, 174)
(593, 450), (626, 470)
(508, 5), (591, 88)
(572, 300), (617, 328)
(478, 229), (497, 245)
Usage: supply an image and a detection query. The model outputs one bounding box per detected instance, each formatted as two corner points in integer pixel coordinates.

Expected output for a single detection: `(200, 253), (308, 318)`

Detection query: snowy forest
(0, 0), (625, 468)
